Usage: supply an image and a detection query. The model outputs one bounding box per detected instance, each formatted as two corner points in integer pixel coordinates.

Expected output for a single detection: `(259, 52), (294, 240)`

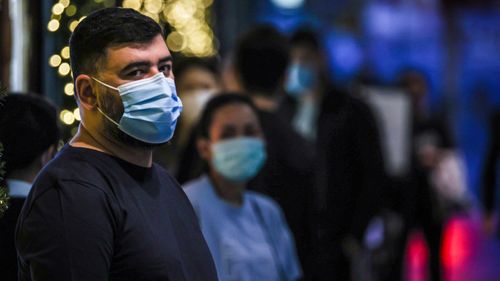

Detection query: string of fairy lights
(46, 0), (217, 132)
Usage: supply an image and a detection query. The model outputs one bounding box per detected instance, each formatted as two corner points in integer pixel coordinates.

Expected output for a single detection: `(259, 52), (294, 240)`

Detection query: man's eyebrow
(159, 56), (173, 64)
(120, 61), (152, 74)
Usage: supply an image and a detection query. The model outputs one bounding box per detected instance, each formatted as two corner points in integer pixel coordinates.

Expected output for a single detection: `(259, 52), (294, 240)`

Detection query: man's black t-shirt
(16, 145), (218, 281)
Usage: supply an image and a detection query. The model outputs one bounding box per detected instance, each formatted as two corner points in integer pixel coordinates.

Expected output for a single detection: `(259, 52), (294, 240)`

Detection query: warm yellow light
(142, 11), (160, 23)
(61, 46), (70, 59)
(49, 55), (62, 67)
(52, 3), (65, 15)
(65, 5), (77, 17)
(122, 0), (142, 10)
(47, 19), (60, 32)
(73, 108), (81, 121)
(69, 20), (79, 32)
(58, 63), (71, 76)
(166, 31), (186, 52)
(60, 0), (70, 8)
(201, 0), (214, 7)
(60, 110), (75, 125)
(64, 83), (74, 96)
(165, 2), (197, 28)
(144, 0), (162, 14)
(94, 0), (104, 3)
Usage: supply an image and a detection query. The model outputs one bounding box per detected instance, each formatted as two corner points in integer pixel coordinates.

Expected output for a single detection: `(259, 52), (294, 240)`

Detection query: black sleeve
(16, 181), (118, 281)
(482, 111), (500, 214)
(350, 101), (386, 241)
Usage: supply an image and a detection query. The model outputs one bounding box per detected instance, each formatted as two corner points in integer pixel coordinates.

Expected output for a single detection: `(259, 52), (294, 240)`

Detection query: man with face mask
(280, 28), (328, 141)
(15, 8), (217, 281)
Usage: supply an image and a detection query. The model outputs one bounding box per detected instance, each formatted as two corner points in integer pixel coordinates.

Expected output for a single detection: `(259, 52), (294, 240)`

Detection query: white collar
(6, 179), (32, 198)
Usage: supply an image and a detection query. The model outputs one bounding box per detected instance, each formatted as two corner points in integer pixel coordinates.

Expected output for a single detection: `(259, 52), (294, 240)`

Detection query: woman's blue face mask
(92, 73), (183, 144)
(210, 137), (267, 183)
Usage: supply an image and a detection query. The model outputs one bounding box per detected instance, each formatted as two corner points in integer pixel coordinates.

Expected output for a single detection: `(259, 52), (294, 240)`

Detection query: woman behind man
(183, 93), (302, 281)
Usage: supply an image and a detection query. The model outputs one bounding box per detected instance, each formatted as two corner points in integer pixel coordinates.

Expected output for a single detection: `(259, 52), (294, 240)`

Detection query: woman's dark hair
(197, 93), (260, 139)
(69, 7), (162, 80)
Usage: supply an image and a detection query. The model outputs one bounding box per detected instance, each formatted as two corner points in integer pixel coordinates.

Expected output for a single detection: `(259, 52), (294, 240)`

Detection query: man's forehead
(102, 37), (170, 69)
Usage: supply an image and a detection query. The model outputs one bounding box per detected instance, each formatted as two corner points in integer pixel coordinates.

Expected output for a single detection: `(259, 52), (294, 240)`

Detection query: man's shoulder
(30, 146), (116, 197)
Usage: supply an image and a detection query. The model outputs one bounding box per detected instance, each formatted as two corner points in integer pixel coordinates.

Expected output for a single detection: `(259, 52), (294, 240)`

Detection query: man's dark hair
(233, 25), (289, 95)
(197, 93), (260, 139)
(290, 28), (321, 52)
(174, 56), (220, 83)
(69, 7), (162, 80)
(0, 93), (60, 176)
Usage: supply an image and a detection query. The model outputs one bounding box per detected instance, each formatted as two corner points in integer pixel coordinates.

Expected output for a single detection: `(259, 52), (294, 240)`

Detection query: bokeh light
(60, 110), (75, 125)
(122, 0), (142, 10)
(65, 5), (77, 17)
(124, 0), (216, 57)
(52, 3), (65, 15)
(166, 31), (186, 52)
(49, 55), (62, 67)
(61, 46), (70, 59)
(64, 83), (74, 96)
(69, 20), (79, 32)
(58, 63), (71, 76)
(47, 19), (60, 32)
(73, 108), (81, 121)
(60, 0), (70, 8)
(144, 0), (163, 14)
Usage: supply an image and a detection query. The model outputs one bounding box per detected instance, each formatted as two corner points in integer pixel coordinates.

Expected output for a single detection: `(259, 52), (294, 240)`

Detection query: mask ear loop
(97, 107), (120, 127)
(91, 77), (121, 127)
(91, 77), (119, 91)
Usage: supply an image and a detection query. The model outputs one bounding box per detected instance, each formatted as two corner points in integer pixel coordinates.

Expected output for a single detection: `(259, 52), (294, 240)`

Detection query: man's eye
(159, 64), (172, 73)
(128, 69), (145, 77)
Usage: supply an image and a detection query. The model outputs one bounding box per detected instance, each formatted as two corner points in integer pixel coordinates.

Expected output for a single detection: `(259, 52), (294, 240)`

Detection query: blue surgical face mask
(211, 137), (267, 182)
(285, 63), (316, 98)
(92, 73), (182, 144)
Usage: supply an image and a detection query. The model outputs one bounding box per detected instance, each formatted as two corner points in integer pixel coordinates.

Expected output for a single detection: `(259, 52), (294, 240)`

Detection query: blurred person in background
(154, 56), (221, 176)
(226, 24), (316, 273)
(15, 8), (217, 281)
(482, 109), (500, 236)
(311, 70), (386, 280)
(384, 69), (468, 281)
(184, 93), (302, 281)
(0, 93), (60, 281)
(279, 28), (331, 142)
(174, 56), (221, 148)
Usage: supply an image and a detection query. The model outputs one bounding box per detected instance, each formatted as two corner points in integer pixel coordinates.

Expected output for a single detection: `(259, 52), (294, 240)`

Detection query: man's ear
(197, 138), (211, 162)
(75, 74), (98, 111)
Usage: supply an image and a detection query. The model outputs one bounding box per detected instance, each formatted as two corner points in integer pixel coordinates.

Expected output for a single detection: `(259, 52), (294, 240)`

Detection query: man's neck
(70, 124), (153, 167)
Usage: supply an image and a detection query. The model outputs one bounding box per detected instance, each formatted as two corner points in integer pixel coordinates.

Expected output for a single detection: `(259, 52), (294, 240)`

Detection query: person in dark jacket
(0, 93), (60, 281)
(482, 110), (500, 236)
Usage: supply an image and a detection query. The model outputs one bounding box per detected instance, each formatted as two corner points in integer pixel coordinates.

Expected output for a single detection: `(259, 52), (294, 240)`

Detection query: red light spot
(441, 216), (474, 268)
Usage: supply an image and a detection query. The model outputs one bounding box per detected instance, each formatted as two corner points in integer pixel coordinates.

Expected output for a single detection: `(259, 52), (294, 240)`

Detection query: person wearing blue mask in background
(184, 93), (302, 281)
(279, 28), (330, 141)
(15, 8), (217, 281)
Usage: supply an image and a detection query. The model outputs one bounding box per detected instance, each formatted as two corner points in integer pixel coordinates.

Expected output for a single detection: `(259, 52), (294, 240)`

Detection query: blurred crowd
(1, 22), (498, 281)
